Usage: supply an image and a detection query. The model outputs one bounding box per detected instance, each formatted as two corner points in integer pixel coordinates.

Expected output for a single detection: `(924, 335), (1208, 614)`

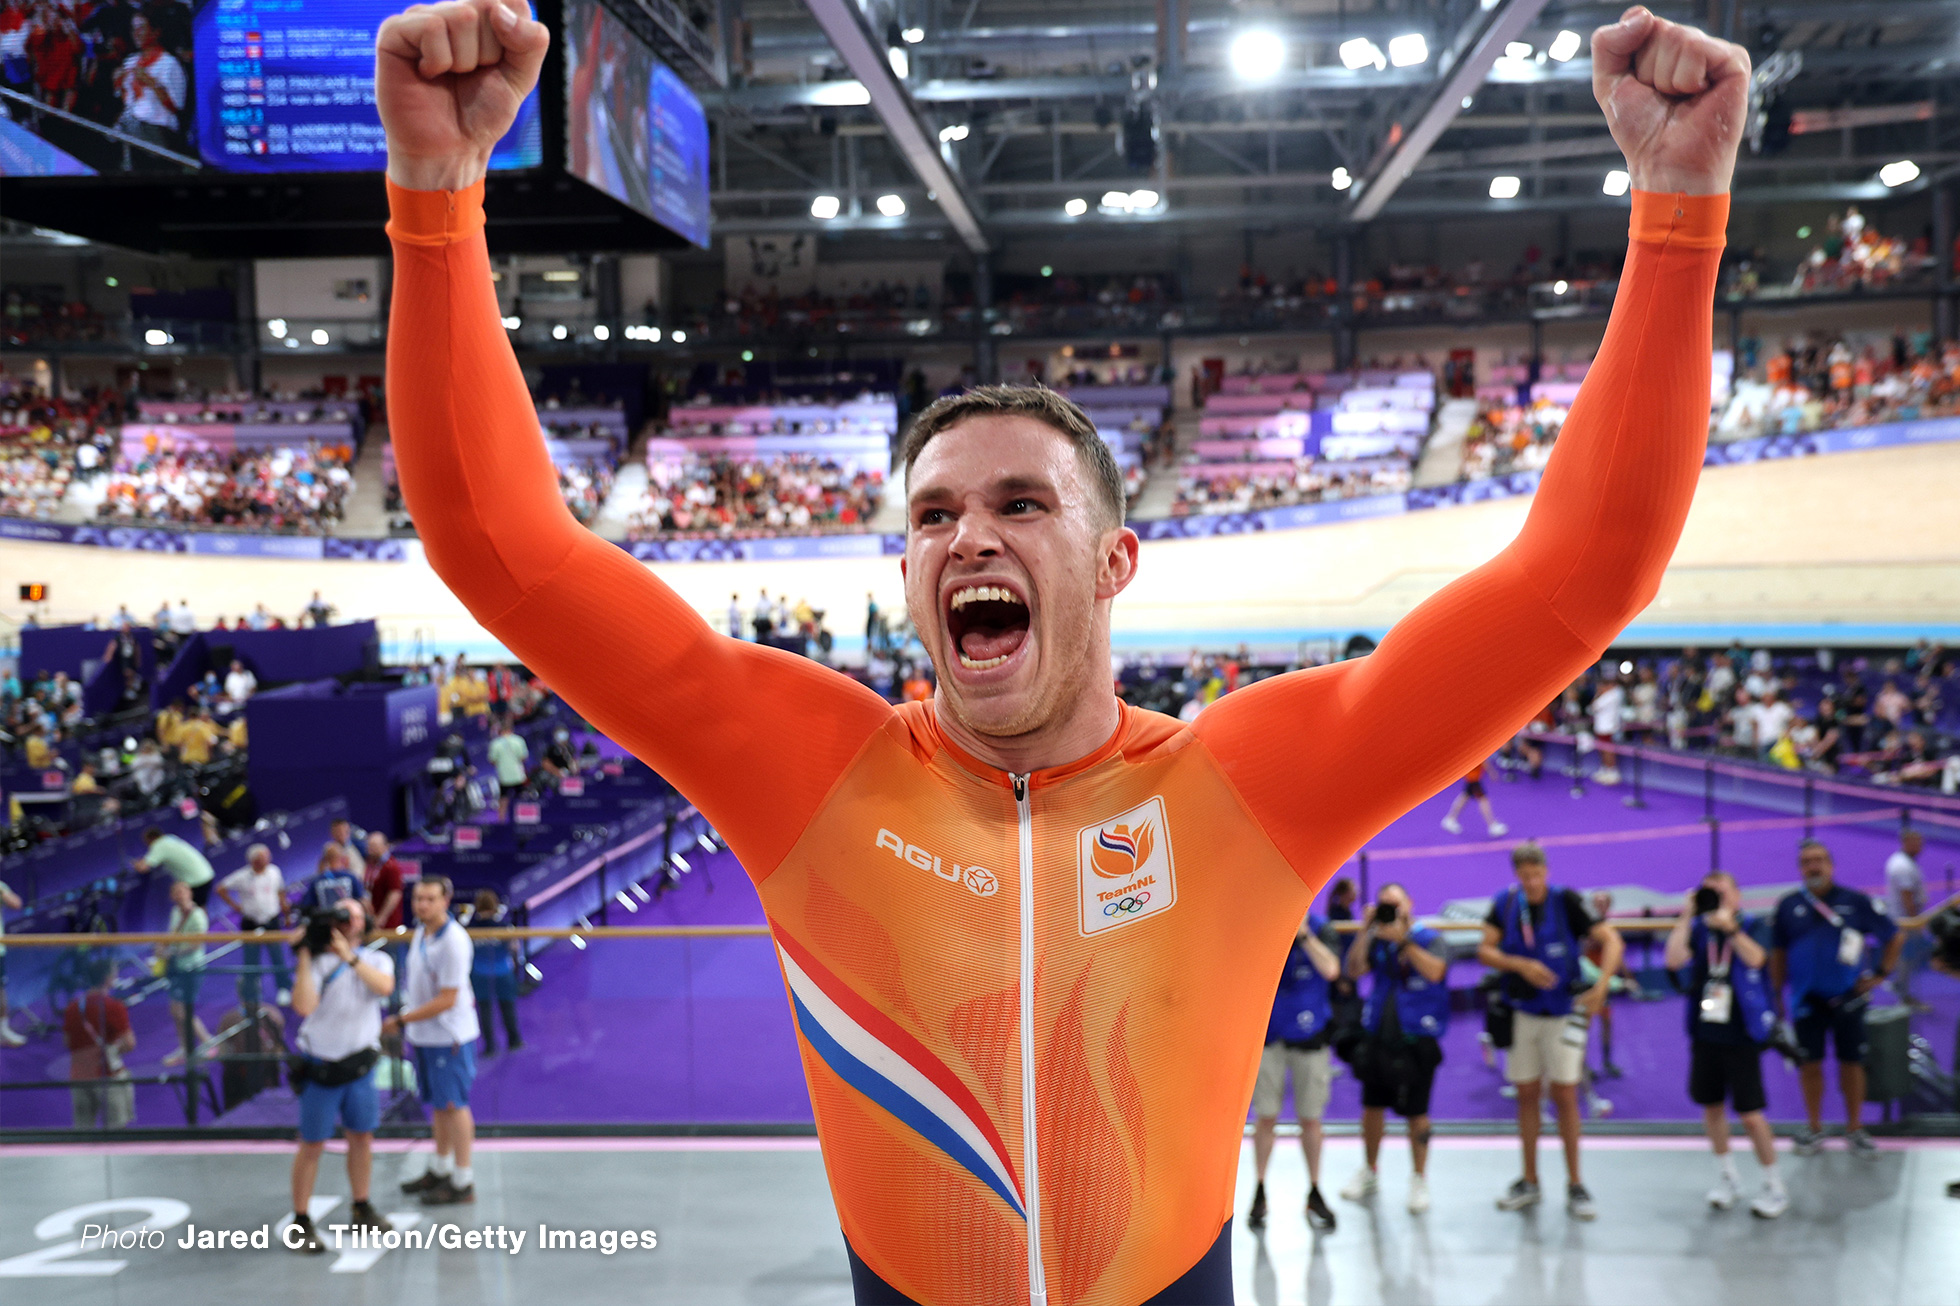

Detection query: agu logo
(1077, 796), (1176, 937)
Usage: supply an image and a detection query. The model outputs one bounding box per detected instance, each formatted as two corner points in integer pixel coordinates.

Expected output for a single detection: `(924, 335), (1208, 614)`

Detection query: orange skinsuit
(388, 183), (1725, 1306)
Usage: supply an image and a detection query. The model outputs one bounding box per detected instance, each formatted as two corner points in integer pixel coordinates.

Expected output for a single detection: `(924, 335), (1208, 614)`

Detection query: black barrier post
(1703, 758), (1715, 824)
(1803, 775), (1815, 838)
(598, 857), (609, 925)
(1624, 747), (1647, 810)
(1709, 816), (1721, 873)
(1358, 851), (1370, 907)
(181, 1000), (198, 1128)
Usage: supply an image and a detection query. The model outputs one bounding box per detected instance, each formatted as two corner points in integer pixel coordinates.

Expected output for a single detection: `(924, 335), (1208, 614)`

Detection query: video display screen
(0, 0), (540, 177)
(564, 0), (709, 247)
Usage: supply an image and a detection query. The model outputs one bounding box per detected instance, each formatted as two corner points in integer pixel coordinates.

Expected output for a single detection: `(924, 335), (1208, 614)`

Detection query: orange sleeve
(1196, 190), (1726, 883)
(384, 181), (893, 878)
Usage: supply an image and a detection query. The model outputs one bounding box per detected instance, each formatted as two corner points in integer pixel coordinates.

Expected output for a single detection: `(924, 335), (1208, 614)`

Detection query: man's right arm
(379, 0), (892, 876)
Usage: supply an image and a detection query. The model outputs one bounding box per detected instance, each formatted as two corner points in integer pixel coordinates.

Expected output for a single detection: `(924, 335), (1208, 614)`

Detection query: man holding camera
(1664, 872), (1786, 1218)
(1246, 911), (1343, 1234)
(287, 898), (396, 1253)
(1478, 842), (1621, 1220)
(388, 876), (481, 1205)
(1340, 884), (1450, 1215)
(1770, 839), (1901, 1155)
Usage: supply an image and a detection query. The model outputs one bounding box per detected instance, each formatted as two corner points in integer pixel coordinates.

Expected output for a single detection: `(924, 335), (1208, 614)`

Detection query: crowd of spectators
(95, 439), (355, 531)
(1741, 207), (1939, 298)
(1171, 461), (1412, 516)
(2, 286), (111, 347)
(715, 279), (937, 335)
(1459, 397), (1565, 482)
(0, 380), (121, 517)
(0, 0), (196, 155)
(626, 454), (883, 538)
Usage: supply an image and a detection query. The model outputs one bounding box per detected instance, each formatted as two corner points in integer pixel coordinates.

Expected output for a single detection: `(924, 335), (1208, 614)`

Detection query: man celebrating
(378, 4), (1745, 1300)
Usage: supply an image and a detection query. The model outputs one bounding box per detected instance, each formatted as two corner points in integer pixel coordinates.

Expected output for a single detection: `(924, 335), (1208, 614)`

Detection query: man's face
(331, 822), (349, 844)
(248, 849), (267, 870)
(1904, 832), (1924, 857)
(337, 900), (367, 939)
(1799, 844), (1834, 891)
(367, 833), (387, 861)
(1705, 874), (1740, 913)
(1378, 885), (1411, 919)
(902, 415), (1136, 741)
(413, 884), (449, 925)
(1513, 859), (1549, 902)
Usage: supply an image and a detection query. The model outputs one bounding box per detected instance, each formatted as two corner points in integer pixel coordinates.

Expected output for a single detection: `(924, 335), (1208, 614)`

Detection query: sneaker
(1487, 821), (1510, 836)
(1478, 1031), (1496, 1068)
(399, 1170), (443, 1194)
(1407, 1174), (1431, 1215)
(1441, 815), (1463, 834)
(1750, 1182), (1789, 1219)
(1707, 1173), (1739, 1210)
(348, 1200), (394, 1233)
(420, 1177), (475, 1206)
(0, 1022), (25, 1047)
(1246, 1181), (1268, 1230)
(1496, 1178), (1541, 1211)
(1306, 1186), (1337, 1232)
(1340, 1166), (1379, 1203)
(275, 989), (292, 1006)
(1588, 1092), (1615, 1119)
(1594, 769), (1621, 786)
(1792, 1127), (1824, 1156)
(1846, 1129), (1878, 1156)
(1567, 1183), (1597, 1221)
(287, 1213), (327, 1254)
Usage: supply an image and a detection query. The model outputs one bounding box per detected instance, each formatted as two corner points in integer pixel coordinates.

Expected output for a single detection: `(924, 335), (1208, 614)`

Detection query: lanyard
(1705, 929), (1734, 979)
(1804, 890), (1844, 929)
(1515, 889), (1537, 951)
(416, 920), (451, 987)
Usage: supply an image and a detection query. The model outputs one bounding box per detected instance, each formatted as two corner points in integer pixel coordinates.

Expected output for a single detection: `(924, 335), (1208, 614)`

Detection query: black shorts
(1464, 779), (1487, 798)
(1795, 999), (1867, 1064)
(1359, 1037), (1442, 1118)
(1689, 1039), (1767, 1114)
(189, 881), (212, 909)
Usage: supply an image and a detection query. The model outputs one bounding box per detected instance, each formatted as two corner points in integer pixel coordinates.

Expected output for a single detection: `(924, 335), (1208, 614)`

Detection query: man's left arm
(1196, 12), (1746, 877)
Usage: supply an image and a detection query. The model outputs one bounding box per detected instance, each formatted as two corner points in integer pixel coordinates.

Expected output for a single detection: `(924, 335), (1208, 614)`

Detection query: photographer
(286, 898), (396, 1254)
(389, 876), (480, 1206)
(1664, 872), (1786, 1219)
(1769, 839), (1901, 1155)
(1246, 911), (1342, 1234)
(1338, 884), (1448, 1216)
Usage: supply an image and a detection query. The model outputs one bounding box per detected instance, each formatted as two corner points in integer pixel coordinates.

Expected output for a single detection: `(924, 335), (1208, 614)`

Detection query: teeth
(958, 652), (1009, 670)
(948, 584), (1026, 610)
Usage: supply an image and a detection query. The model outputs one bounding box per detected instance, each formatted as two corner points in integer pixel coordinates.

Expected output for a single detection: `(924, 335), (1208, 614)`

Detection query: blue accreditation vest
(1496, 885), (1582, 1017)
(1361, 927), (1451, 1039)
(1685, 918), (1777, 1045)
(1265, 914), (1335, 1045)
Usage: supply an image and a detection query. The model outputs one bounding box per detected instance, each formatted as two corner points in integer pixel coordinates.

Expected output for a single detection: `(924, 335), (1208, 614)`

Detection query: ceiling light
(938, 123), (969, 142)
(105, 276), (118, 286)
(741, 349), (754, 361)
(1489, 175), (1521, 199)
(143, 328), (170, 346)
(593, 324), (610, 341)
(671, 330), (687, 343)
(1331, 166), (1352, 191)
(267, 318), (287, 338)
(310, 328), (329, 345)
(1064, 197), (1088, 216)
(901, 26), (923, 43)
(876, 193), (906, 217)
(1128, 188), (1160, 209)
(810, 194), (841, 219)
(551, 324), (568, 340)
(1101, 189), (1131, 209)
(541, 269), (580, 282)
(502, 316), (521, 329)
(1879, 159), (1920, 187)
(1548, 29), (1582, 61)
(1553, 280), (1569, 295)
(809, 81), (871, 106)
(1228, 29), (1285, 82)
(1041, 265), (1053, 277)
(283, 337), (298, 348)
(1504, 41), (1532, 59)
(1461, 95), (1474, 110)
(887, 46), (909, 78)
(1602, 168), (1630, 197)
(1387, 33), (1428, 67)
(1339, 37), (1385, 71)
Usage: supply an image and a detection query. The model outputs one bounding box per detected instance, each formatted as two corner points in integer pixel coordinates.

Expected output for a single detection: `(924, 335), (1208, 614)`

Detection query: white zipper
(1012, 771), (1046, 1306)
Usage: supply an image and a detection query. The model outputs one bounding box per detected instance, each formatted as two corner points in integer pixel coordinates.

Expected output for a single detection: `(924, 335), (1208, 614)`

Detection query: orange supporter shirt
(387, 181), (1721, 1306)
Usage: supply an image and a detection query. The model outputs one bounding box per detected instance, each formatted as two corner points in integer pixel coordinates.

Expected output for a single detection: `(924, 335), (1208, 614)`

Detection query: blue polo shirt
(1771, 883), (1896, 1001)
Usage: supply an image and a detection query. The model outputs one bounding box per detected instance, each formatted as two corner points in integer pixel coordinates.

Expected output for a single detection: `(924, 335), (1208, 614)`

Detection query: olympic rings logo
(1102, 892), (1152, 917)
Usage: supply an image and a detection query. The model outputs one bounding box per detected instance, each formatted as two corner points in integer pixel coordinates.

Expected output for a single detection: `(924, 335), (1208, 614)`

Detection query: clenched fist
(1592, 5), (1749, 196)
(375, 0), (550, 192)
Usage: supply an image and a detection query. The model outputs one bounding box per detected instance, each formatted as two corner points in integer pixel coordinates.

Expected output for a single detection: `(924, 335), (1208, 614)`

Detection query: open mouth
(945, 584), (1031, 672)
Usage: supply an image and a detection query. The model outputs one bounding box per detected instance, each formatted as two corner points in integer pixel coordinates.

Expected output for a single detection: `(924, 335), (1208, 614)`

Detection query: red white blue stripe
(774, 928), (1025, 1219)
(1097, 829), (1137, 858)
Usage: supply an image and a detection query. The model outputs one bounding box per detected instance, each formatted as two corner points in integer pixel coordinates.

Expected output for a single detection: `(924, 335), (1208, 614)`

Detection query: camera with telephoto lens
(1374, 902), (1399, 925)
(1929, 903), (1960, 973)
(300, 902), (353, 956)
(1694, 885), (1722, 915)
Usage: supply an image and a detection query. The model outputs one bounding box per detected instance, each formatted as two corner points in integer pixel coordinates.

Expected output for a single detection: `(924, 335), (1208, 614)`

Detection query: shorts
(1689, 1040), (1767, 1114)
(165, 963), (203, 1006)
(1794, 998), (1867, 1064)
(1252, 1042), (1332, 1121)
(188, 881), (212, 909)
(1507, 1010), (1587, 1086)
(71, 1077), (135, 1129)
(1463, 779), (1487, 799)
(1359, 1037), (1442, 1118)
(412, 1041), (476, 1109)
(298, 1070), (380, 1141)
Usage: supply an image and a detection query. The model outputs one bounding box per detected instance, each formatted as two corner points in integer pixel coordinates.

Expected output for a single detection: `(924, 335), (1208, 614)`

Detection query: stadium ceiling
(699, 0), (1960, 246)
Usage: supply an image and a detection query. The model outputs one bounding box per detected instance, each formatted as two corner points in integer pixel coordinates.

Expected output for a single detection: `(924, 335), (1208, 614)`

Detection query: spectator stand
(1055, 382), (1171, 504)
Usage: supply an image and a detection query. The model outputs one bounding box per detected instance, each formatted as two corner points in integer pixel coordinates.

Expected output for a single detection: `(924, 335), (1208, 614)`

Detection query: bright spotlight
(741, 349), (754, 361)
(1101, 190), (1131, 209)
(809, 81), (870, 106)
(1489, 175), (1521, 199)
(671, 329), (687, 343)
(1504, 41), (1532, 59)
(876, 193), (906, 217)
(551, 324), (568, 340)
(1331, 166), (1352, 191)
(1388, 33), (1428, 67)
(1548, 29), (1582, 61)
(267, 318), (287, 338)
(143, 328), (169, 346)
(1619, 660), (1634, 675)
(593, 324), (610, 341)
(810, 194), (841, 219)
(1553, 280), (1569, 295)
(502, 316), (521, 330)
(1064, 197), (1088, 216)
(1879, 159), (1920, 187)
(1602, 169), (1630, 196)
(1339, 37), (1384, 70)
(1128, 188), (1160, 209)
(1228, 29), (1285, 82)
(283, 337), (299, 348)
(938, 123), (969, 142)
(649, 326), (663, 342)
(901, 26), (923, 42)
(887, 46), (909, 78)
(310, 328), (329, 345)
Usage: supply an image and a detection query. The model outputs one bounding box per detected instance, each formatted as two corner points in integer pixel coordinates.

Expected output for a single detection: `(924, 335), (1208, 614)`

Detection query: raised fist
(375, 0), (550, 191)
(1592, 5), (1749, 196)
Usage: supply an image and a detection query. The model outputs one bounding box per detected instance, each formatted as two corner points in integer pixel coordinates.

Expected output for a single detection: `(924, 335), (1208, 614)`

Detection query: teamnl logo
(1077, 796), (1176, 937)
(875, 829), (999, 897)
